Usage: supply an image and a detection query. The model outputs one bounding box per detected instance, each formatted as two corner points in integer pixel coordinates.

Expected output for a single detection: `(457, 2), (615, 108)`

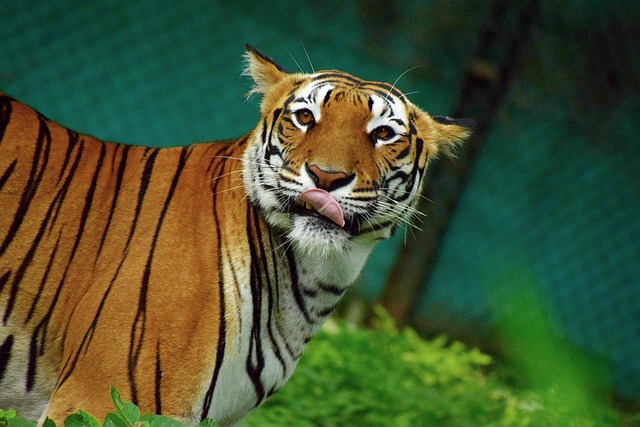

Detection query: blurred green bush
(241, 307), (629, 426)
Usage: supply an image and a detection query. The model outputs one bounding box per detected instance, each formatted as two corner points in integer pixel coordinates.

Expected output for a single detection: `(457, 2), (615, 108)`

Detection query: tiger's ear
(418, 112), (475, 157)
(244, 44), (288, 96)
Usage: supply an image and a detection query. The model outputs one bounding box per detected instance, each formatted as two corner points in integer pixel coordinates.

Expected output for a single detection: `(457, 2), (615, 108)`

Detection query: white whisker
(208, 155), (272, 169)
(213, 184), (246, 195)
(207, 169), (244, 182)
(385, 65), (420, 101)
(288, 49), (306, 74)
(376, 196), (426, 218)
(299, 38), (315, 73)
(402, 91), (420, 98)
(231, 193), (250, 215)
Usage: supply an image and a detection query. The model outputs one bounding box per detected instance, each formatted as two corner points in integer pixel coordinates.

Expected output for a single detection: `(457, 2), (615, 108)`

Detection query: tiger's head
(242, 45), (473, 256)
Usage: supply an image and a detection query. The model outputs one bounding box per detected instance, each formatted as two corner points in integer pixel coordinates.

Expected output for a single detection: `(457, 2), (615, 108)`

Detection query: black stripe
(127, 148), (162, 403)
(365, 82), (406, 101)
(266, 386), (278, 399)
(0, 159), (17, 191)
(0, 95), (12, 145)
(28, 115), (53, 201)
(0, 114), (52, 258)
(395, 145), (411, 161)
(95, 144), (129, 264)
(281, 93), (297, 112)
(155, 341), (162, 414)
(260, 118), (268, 145)
(322, 89), (333, 105)
(313, 72), (363, 86)
(264, 230), (290, 371)
(316, 306), (335, 317)
(245, 204), (266, 404)
(284, 246), (312, 323)
(317, 282), (347, 296)
(0, 271), (9, 295)
(384, 173), (410, 202)
(68, 142), (106, 253)
(259, 227), (286, 375)
(264, 109), (283, 164)
(201, 146), (234, 419)
(0, 334), (14, 384)
(25, 229), (63, 323)
(402, 137), (425, 199)
(27, 330), (38, 390)
(266, 230), (281, 304)
(301, 286), (317, 298)
(279, 117), (294, 127)
(57, 130), (79, 185)
(278, 175), (299, 185)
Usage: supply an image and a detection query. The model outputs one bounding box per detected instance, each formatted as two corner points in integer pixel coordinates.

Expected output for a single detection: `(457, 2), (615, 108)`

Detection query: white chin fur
(288, 215), (351, 256)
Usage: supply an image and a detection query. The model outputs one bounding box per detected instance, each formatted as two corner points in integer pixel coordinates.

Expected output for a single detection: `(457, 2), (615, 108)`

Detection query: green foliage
(64, 411), (101, 427)
(1, 410), (17, 427)
(2, 411), (36, 427)
(489, 267), (622, 427)
(102, 387), (142, 427)
(240, 306), (628, 426)
(5, 387), (218, 427)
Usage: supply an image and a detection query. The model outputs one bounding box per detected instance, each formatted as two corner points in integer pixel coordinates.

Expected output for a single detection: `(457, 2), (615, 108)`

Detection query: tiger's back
(0, 94), (251, 421)
(0, 46), (471, 425)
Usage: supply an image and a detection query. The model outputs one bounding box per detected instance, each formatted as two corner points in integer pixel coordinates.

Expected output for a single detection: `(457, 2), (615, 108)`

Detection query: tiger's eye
(295, 109), (315, 126)
(373, 126), (395, 141)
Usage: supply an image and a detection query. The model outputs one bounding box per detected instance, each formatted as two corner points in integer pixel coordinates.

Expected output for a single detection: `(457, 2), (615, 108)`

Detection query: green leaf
(138, 414), (185, 427)
(0, 410), (17, 420)
(64, 411), (101, 427)
(42, 418), (57, 427)
(103, 413), (126, 427)
(0, 409), (15, 427)
(195, 419), (219, 427)
(6, 415), (36, 427)
(109, 387), (140, 427)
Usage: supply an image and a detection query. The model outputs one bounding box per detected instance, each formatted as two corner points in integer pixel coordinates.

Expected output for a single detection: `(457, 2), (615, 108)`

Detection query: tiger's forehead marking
(290, 72), (410, 128)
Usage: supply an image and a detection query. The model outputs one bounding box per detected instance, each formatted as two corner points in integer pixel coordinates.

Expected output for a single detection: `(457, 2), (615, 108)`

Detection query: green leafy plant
(1, 410), (17, 427)
(5, 387), (217, 427)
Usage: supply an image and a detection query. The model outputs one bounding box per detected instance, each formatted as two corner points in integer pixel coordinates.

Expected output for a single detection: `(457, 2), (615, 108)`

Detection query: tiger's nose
(306, 164), (355, 192)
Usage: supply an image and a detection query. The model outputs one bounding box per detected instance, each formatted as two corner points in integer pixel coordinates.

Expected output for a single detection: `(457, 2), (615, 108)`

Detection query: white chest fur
(202, 233), (376, 426)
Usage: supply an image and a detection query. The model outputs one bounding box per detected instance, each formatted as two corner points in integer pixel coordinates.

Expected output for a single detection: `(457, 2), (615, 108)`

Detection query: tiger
(0, 45), (472, 426)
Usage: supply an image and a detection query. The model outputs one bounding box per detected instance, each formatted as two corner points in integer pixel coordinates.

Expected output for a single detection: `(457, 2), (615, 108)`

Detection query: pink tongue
(300, 189), (345, 228)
